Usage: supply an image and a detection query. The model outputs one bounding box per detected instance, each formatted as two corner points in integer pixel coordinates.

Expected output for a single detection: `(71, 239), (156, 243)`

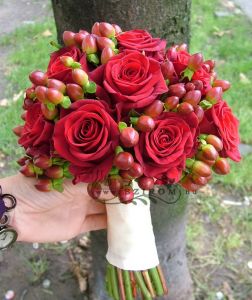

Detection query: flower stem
(129, 271), (137, 298)
(134, 271), (152, 300)
(148, 267), (164, 296)
(142, 270), (156, 297)
(157, 265), (169, 295)
(106, 264), (113, 297)
(108, 264), (120, 300)
(122, 270), (134, 300)
(117, 268), (126, 300)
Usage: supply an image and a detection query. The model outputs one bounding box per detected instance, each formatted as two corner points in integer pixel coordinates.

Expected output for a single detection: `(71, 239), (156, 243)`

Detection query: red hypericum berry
(26, 87), (36, 100)
(91, 22), (101, 36)
(180, 176), (201, 192)
(20, 162), (35, 177)
(213, 79), (231, 92)
(21, 111), (27, 121)
(82, 34), (98, 54)
(35, 86), (48, 103)
(96, 36), (115, 50)
(60, 56), (75, 67)
(101, 47), (115, 64)
(46, 88), (64, 105)
(194, 105), (204, 122)
(196, 151), (215, 166)
(185, 82), (195, 91)
(202, 63), (211, 73)
(119, 170), (133, 180)
(201, 144), (219, 161)
(144, 100), (164, 118)
(17, 156), (29, 166)
(74, 32), (89, 47)
(120, 127), (139, 148)
(161, 60), (177, 83)
(168, 83), (186, 98)
(192, 80), (203, 91)
(191, 174), (209, 186)
(138, 176), (154, 190)
(45, 166), (64, 179)
(35, 178), (53, 192)
(177, 43), (188, 52)
(108, 175), (122, 196)
(113, 24), (122, 35)
(118, 186), (134, 204)
(87, 182), (102, 200)
(188, 53), (203, 71)
(114, 152), (134, 170)
(164, 96), (179, 110)
(128, 162), (143, 179)
(137, 116), (155, 132)
(23, 98), (34, 110)
(213, 157), (230, 175)
(183, 90), (201, 107)
(72, 69), (89, 86)
(99, 22), (116, 38)
(191, 161), (212, 177)
(204, 59), (215, 70)
(41, 103), (58, 120)
(47, 79), (66, 94)
(177, 102), (194, 114)
(211, 71), (218, 81)
(13, 125), (23, 137)
(206, 87), (222, 104)
(29, 70), (48, 86)
(66, 83), (84, 101)
(63, 31), (76, 46)
(205, 134), (223, 152)
(34, 155), (52, 169)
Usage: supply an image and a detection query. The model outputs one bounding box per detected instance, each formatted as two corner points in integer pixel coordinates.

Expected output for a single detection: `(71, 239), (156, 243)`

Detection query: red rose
(117, 29), (166, 61)
(53, 100), (120, 183)
(200, 100), (241, 162)
(134, 112), (196, 184)
(167, 48), (190, 75)
(47, 46), (89, 83)
(192, 67), (211, 95)
(93, 50), (167, 118)
(18, 103), (54, 155)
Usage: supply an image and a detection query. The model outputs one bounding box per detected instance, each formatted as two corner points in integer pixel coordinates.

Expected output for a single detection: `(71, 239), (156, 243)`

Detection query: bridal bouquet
(14, 22), (240, 299)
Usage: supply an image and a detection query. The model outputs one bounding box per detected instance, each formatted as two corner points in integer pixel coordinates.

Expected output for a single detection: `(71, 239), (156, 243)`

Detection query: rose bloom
(53, 100), (120, 183)
(18, 103), (54, 155)
(91, 50), (167, 118)
(134, 112), (196, 184)
(200, 100), (241, 162)
(47, 46), (89, 83)
(117, 29), (166, 61)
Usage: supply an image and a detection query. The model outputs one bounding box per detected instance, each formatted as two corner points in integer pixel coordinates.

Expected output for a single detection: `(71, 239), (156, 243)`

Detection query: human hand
(0, 174), (107, 242)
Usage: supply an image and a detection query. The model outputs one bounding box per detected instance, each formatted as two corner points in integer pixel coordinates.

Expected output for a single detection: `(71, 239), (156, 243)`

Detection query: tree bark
(51, 1), (193, 299)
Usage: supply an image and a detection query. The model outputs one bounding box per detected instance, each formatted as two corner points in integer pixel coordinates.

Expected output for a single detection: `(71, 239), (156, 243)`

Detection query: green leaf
(61, 96), (71, 109)
(50, 40), (61, 49)
(111, 36), (118, 46)
(130, 117), (139, 125)
(199, 100), (213, 110)
(181, 68), (194, 80)
(115, 146), (124, 155)
(87, 53), (100, 65)
(52, 178), (64, 192)
(113, 48), (120, 55)
(52, 158), (65, 165)
(71, 62), (81, 69)
(84, 81), (97, 94)
(46, 102), (56, 111)
(186, 158), (195, 169)
(109, 166), (119, 176)
(118, 122), (127, 132)
(33, 165), (43, 175)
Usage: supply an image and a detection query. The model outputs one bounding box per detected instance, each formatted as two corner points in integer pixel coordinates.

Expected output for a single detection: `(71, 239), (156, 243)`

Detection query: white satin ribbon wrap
(105, 181), (159, 271)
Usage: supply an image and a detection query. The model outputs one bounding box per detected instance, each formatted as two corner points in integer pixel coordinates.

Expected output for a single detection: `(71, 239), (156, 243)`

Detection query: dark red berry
(177, 102), (194, 114)
(213, 157), (230, 175)
(164, 96), (179, 110)
(191, 161), (212, 177)
(183, 90), (201, 107)
(128, 162), (143, 178)
(47, 79), (66, 94)
(185, 82), (195, 91)
(87, 182), (102, 200)
(66, 84), (84, 101)
(205, 135), (223, 152)
(63, 31), (76, 46)
(194, 105), (204, 122)
(168, 83), (186, 98)
(138, 176), (154, 190)
(137, 116), (155, 132)
(35, 178), (53, 192)
(114, 152), (134, 170)
(201, 144), (219, 161)
(120, 127), (139, 148)
(108, 175), (122, 196)
(213, 80), (231, 92)
(118, 186), (134, 204)
(144, 100), (164, 118)
(29, 70), (48, 86)
(45, 166), (64, 179)
(34, 155), (52, 169)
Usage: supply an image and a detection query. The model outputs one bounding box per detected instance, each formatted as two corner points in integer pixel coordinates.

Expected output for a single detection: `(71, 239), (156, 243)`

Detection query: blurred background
(0, 0), (251, 299)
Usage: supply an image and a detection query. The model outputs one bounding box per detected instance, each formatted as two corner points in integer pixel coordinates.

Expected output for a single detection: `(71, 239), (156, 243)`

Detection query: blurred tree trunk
(51, 1), (193, 299)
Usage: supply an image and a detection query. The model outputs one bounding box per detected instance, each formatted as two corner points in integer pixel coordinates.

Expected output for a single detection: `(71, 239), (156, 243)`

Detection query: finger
(81, 213), (107, 233)
(87, 198), (107, 215)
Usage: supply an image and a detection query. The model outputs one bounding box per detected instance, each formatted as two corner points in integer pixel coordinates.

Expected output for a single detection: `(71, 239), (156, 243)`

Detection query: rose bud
(183, 90), (201, 107)
(66, 83), (84, 101)
(204, 59), (215, 70)
(99, 22), (116, 38)
(177, 102), (194, 114)
(113, 24), (122, 35)
(213, 79), (231, 92)
(72, 68), (89, 86)
(62, 31), (76, 46)
(205, 134), (223, 152)
(45, 166), (64, 179)
(35, 178), (53, 192)
(91, 22), (101, 36)
(194, 105), (204, 122)
(47, 79), (66, 94)
(35, 86), (48, 103)
(191, 161), (212, 177)
(213, 157), (230, 175)
(120, 127), (139, 148)
(138, 176), (155, 191)
(23, 98), (34, 110)
(34, 155), (52, 169)
(195, 151), (215, 166)
(179, 176), (201, 192)
(17, 156), (29, 166)
(206, 87), (223, 104)
(114, 152), (134, 170)
(82, 34), (98, 54)
(96, 36), (115, 51)
(29, 70), (48, 86)
(168, 83), (186, 98)
(26, 87), (36, 100)
(144, 100), (164, 118)
(41, 103), (58, 120)
(46, 88), (64, 105)
(188, 53), (203, 71)
(201, 144), (219, 161)
(119, 186), (134, 204)
(20, 162), (35, 177)
(191, 174), (209, 186)
(101, 47), (115, 64)
(136, 115), (155, 132)
(177, 43), (188, 52)
(185, 82), (195, 91)
(161, 60), (177, 83)
(108, 175), (122, 196)
(74, 32), (89, 47)
(87, 182), (102, 200)
(12, 125), (24, 137)
(164, 96), (179, 110)
(128, 162), (143, 179)
(192, 80), (203, 91)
